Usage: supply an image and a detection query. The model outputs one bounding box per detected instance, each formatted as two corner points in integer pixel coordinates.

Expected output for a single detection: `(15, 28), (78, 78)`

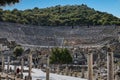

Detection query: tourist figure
(17, 68), (20, 74)
(10, 67), (12, 72)
(16, 68), (20, 77)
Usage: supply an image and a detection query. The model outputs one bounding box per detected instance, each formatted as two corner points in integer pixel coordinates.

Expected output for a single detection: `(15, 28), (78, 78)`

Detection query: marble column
(65, 65), (68, 75)
(57, 65), (60, 74)
(107, 48), (114, 80)
(21, 57), (24, 79)
(7, 56), (10, 73)
(81, 67), (85, 78)
(88, 50), (93, 80)
(28, 53), (32, 80)
(46, 55), (50, 80)
(2, 55), (4, 74)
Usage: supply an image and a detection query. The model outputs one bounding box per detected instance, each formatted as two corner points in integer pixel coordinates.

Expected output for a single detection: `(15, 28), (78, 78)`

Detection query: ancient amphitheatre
(0, 22), (120, 48)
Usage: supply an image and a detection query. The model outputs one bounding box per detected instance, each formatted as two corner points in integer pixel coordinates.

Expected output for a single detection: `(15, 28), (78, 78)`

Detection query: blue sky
(1, 0), (120, 18)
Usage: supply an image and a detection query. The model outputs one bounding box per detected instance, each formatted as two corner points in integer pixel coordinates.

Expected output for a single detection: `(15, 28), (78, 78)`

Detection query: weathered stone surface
(0, 22), (120, 47)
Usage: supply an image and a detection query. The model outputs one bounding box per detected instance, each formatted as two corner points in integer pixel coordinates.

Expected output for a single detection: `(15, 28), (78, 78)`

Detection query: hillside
(0, 22), (120, 47)
(0, 4), (120, 26)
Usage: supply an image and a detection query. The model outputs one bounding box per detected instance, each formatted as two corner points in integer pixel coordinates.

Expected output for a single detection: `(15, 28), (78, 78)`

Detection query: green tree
(50, 47), (72, 64)
(0, 9), (3, 20)
(0, 0), (19, 6)
(13, 45), (24, 57)
(0, 4), (120, 26)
